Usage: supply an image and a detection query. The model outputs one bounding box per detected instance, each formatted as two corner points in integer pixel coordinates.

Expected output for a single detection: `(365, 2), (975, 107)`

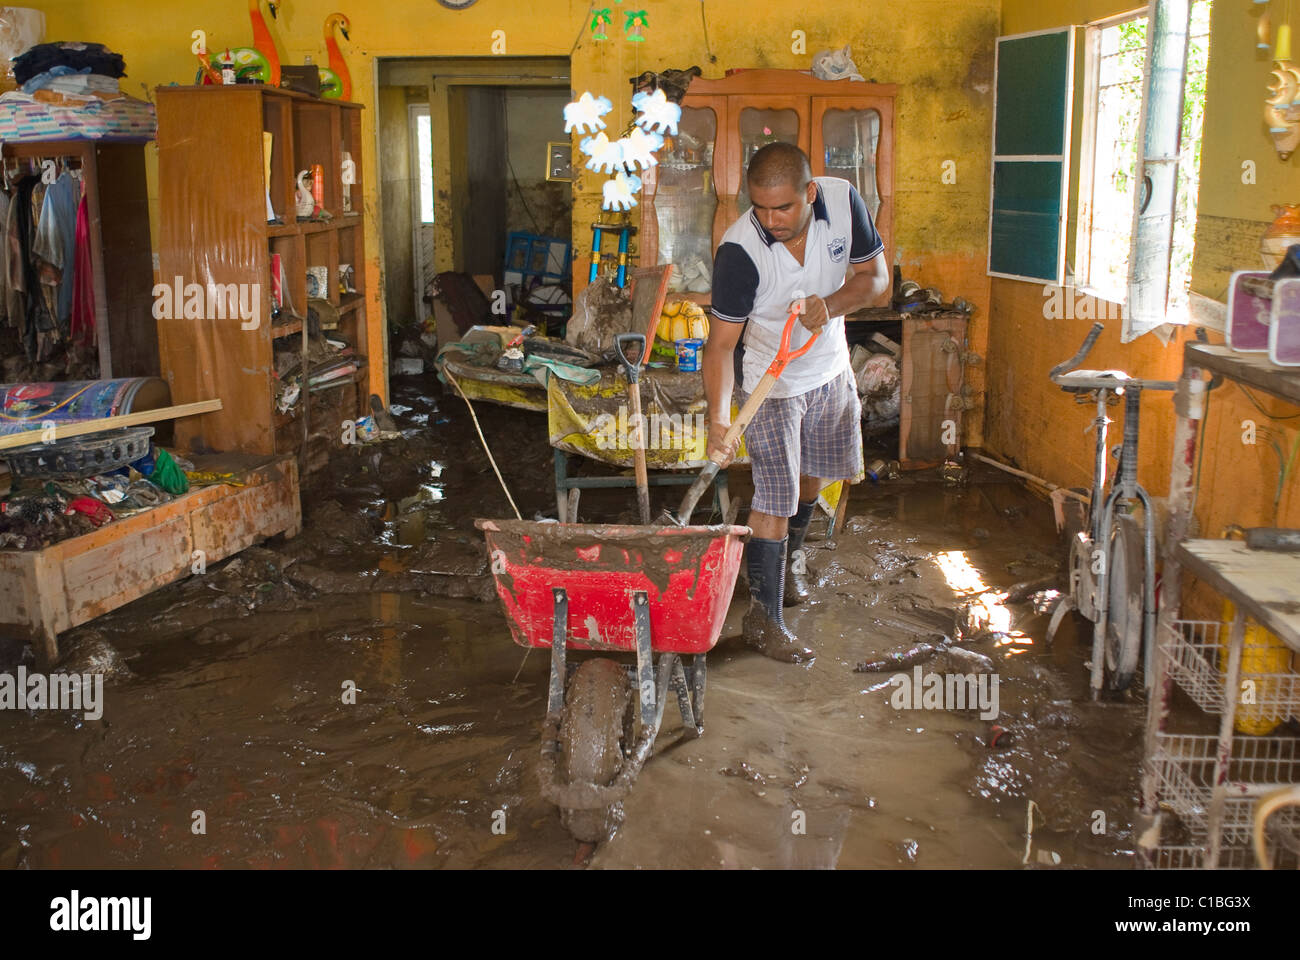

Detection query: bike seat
(1055, 369), (1131, 394)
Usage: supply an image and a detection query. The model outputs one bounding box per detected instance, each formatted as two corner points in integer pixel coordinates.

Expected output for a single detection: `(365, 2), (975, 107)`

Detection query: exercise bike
(1045, 322), (1178, 697)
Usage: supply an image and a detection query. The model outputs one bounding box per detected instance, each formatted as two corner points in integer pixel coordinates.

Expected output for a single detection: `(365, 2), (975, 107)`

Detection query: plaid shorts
(737, 367), (864, 517)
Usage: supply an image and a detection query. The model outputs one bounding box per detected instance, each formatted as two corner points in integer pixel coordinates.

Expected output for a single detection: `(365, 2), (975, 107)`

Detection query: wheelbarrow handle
(766, 306), (820, 378)
(614, 332), (646, 384)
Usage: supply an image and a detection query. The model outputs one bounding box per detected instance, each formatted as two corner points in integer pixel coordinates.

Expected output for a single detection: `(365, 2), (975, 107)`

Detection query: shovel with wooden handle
(614, 333), (652, 524)
(674, 307), (820, 525)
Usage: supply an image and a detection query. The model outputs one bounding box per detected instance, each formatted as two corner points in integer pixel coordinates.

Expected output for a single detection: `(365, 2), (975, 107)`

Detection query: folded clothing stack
(14, 42), (126, 86)
(0, 41), (154, 142)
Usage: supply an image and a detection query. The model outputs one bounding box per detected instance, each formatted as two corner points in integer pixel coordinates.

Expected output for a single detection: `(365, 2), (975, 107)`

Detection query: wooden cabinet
(155, 85), (370, 472)
(1, 139), (157, 380)
(640, 70), (896, 303)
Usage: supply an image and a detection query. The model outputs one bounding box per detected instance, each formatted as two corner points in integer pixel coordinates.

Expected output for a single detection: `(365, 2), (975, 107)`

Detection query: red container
(475, 520), (749, 654)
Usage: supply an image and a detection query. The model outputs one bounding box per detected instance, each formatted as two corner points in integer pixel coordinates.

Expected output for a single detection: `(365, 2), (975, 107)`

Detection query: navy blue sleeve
(709, 242), (758, 322)
(848, 185), (884, 263)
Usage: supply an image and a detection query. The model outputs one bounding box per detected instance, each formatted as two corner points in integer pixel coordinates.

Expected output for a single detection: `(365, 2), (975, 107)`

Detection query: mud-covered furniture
(898, 311), (970, 469)
(154, 85), (370, 473)
(0, 453), (301, 664)
(546, 364), (735, 523)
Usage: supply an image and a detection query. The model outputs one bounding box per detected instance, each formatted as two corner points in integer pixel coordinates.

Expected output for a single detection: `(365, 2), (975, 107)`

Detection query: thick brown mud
(0, 376), (1147, 869)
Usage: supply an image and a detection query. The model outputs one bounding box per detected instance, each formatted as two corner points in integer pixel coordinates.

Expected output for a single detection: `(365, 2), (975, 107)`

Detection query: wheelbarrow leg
(650, 652), (674, 743)
(690, 654), (707, 733)
(548, 587), (569, 718)
(633, 590), (655, 733)
(671, 656), (697, 735)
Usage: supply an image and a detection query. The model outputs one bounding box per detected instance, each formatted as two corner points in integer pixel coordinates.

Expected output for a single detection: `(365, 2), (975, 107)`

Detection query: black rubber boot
(742, 537), (815, 663)
(783, 499), (817, 607)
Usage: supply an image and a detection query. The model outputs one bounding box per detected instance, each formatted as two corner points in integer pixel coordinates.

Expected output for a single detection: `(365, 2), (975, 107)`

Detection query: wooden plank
(95, 141), (158, 379)
(1185, 343), (1300, 408)
(1177, 539), (1300, 651)
(899, 312), (965, 468)
(0, 400), (223, 450)
(31, 552), (67, 664)
(192, 458), (300, 558)
(62, 516), (193, 629)
(0, 550), (41, 638)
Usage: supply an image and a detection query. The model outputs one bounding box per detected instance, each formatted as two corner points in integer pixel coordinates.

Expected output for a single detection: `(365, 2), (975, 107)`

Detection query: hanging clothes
(9, 175), (58, 361)
(70, 189), (95, 348)
(34, 169), (79, 336)
(0, 188), (9, 326)
(29, 177), (60, 340)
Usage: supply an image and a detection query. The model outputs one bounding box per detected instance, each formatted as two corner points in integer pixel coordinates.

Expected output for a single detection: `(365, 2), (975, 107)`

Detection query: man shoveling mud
(703, 143), (890, 663)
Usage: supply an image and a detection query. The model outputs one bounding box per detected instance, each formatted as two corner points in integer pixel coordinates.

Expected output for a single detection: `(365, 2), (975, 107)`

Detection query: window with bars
(1076, 1), (1211, 324)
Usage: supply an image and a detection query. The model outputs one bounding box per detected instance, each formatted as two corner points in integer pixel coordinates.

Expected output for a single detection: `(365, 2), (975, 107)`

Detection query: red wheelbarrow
(475, 518), (749, 842)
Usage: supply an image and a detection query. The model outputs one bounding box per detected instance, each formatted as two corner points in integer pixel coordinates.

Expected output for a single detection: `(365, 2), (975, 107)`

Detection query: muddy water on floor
(0, 591), (583, 868)
(595, 483), (1144, 868)
(0, 387), (1145, 869)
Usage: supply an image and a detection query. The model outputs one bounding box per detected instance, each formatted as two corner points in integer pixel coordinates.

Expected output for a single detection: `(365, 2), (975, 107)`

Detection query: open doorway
(377, 57), (571, 331)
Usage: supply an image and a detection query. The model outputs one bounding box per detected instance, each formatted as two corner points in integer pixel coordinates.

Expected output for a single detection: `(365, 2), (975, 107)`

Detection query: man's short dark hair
(746, 142), (811, 189)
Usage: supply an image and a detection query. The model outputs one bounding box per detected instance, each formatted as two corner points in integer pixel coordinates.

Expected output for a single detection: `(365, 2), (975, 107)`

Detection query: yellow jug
(1217, 599), (1293, 735)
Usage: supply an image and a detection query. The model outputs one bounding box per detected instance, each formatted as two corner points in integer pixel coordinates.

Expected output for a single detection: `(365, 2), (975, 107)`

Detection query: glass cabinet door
(655, 105), (719, 294)
(819, 108), (881, 220)
(811, 97), (893, 253)
(735, 105), (802, 214)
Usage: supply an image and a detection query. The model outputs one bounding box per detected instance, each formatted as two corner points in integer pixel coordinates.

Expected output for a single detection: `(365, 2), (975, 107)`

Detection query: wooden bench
(0, 453), (301, 664)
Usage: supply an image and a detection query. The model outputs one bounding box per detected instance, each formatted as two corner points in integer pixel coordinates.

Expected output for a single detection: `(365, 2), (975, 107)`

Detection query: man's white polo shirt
(710, 176), (884, 398)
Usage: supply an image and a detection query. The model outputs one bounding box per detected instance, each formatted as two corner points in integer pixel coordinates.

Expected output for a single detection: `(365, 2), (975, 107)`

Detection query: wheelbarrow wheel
(559, 658), (631, 843)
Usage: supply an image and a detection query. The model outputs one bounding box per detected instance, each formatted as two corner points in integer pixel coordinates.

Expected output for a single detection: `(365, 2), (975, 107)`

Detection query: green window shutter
(988, 28), (1074, 284)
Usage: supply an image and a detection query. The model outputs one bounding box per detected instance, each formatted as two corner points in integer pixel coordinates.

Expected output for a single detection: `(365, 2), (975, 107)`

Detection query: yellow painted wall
(38, 0), (999, 441)
(994, 0), (1300, 618)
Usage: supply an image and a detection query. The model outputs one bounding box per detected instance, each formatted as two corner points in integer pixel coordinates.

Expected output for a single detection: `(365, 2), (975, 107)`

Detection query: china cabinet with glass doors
(639, 70), (895, 304)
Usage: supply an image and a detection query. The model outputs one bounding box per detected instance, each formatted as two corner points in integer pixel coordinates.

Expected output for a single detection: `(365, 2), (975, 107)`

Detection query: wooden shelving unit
(155, 85), (370, 472)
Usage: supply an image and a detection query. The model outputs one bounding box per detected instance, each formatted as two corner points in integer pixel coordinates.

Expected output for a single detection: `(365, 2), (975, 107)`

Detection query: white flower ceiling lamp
(566, 87), (683, 210)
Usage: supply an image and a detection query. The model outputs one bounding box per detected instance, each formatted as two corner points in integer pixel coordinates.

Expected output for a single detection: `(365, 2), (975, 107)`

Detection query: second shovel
(614, 333), (652, 524)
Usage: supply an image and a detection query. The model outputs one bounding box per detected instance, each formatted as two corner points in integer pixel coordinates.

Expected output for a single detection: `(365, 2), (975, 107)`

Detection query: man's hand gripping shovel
(671, 306), (820, 526)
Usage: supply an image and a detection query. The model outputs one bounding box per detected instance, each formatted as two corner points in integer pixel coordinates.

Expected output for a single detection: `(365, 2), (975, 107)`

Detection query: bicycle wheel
(1104, 514), (1144, 691)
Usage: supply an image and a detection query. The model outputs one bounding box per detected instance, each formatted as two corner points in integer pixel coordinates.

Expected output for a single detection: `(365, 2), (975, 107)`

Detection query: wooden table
(1178, 540), (1300, 652)
(0, 453), (301, 664)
